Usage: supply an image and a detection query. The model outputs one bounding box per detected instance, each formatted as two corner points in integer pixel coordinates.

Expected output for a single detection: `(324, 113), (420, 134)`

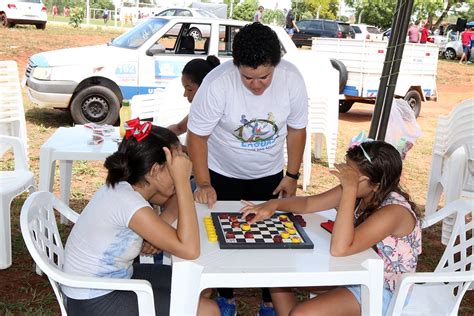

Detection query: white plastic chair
(0, 60), (28, 156)
(0, 135), (35, 269)
(387, 198), (474, 315)
(425, 98), (474, 244)
(20, 191), (156, 315)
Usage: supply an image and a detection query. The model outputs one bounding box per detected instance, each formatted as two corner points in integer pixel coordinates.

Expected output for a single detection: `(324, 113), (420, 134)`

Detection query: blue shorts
(345, 284), (408, 316)
(463, 45), (471, 54)
(285, 28), (294, 35)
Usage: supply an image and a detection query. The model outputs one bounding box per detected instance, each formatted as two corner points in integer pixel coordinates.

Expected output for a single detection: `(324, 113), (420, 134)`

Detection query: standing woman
(285, 10), (299, 37)
(62, 123), (219, 316)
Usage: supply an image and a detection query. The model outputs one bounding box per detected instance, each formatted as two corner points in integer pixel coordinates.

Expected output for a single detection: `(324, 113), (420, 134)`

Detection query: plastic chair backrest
(20, 192), (79, 315)
(0, 60), (28, 156)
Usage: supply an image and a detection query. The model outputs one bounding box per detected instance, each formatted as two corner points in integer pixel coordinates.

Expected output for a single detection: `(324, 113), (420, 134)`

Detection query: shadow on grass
(25, 107), (74, 128)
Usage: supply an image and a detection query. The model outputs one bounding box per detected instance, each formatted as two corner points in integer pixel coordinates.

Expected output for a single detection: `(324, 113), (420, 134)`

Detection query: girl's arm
(331, 204), (415, 256)
(129, 147), (200, 260)
(241, 185), (342, 224)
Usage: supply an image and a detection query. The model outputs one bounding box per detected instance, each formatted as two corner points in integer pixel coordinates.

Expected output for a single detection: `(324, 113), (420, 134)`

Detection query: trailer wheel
(339, 100), (354, 113)
(330, 59), (348, 93)
(404, 90), (421, 118)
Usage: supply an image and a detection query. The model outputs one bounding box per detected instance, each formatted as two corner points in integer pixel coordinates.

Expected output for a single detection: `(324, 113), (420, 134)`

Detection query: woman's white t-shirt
(187, 59), (308, 179)
(62, 182), (151, 299)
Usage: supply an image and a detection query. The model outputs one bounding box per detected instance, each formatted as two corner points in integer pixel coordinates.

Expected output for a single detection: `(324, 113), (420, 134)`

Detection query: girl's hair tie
(348, 131), (374, 164)
(124, 118), (152, 142)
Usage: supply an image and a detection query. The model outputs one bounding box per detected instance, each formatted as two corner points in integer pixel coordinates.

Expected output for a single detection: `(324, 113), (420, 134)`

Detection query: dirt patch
(0, 24), (473, 315)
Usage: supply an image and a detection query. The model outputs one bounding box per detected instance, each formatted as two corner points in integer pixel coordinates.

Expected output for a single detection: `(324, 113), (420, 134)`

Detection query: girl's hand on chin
(163, 147), (192, 181)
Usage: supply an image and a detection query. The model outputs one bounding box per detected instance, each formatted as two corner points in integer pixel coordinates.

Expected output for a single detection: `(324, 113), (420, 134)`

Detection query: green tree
(345, 0), (396, 28)
(69, 5), (84, 27)
(231, 0), (258, 21)
(262, 9), (286, 26)
(291, 0), (339, 21)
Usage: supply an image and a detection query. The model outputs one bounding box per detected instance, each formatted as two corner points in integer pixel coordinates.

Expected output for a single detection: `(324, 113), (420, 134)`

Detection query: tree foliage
(346, 0), (473, 30)
(291, 0), (339, 20)
(231, 0), (258, 21)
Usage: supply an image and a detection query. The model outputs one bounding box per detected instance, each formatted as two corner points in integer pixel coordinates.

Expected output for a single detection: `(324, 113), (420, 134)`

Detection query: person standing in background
(459, 26), (473, 64)
(103, 8), (109, 24)
(419, 23), (429, 44)
(407, 21), (420, 43)
(52, 5), (58, 17)
(285, 9), (299, 37)
(253, 6), (264, 23)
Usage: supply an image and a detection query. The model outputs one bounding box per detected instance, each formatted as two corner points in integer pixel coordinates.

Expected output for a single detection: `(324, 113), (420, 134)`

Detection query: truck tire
(330, 59), (348, 93)
(36, 23), (46, 30)
(70, 86), (120, 125)
(339, 100), (354, 113)
(404, 90), (421, 118)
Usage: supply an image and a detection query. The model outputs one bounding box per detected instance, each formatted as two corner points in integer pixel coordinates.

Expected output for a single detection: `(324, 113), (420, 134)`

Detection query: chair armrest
(56, 271), (155, 315)
(0, 135), (28, 170)
(388, 271), (474, 315)
(51, 193), (80, 223)
(422, 198), (473, 228)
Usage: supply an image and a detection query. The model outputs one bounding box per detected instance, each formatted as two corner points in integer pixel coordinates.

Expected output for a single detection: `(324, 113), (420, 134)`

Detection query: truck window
(111, 18), (168, 49)
(155, 22), (211, 54)
(352, 26), (361, 33)
(218, 25), (241, 57)
(297, 20), (310, 31)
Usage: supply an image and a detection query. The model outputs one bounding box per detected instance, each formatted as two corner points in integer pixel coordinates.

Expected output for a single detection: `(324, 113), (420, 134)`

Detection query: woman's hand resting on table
(193, 184), (217, 209)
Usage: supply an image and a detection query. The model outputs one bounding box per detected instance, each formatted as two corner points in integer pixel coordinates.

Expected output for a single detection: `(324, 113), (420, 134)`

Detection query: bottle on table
(119, 99), (131, 137)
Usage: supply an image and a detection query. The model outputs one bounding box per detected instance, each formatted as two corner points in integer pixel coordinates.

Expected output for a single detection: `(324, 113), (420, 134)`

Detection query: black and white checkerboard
(211, 212), (314, 249)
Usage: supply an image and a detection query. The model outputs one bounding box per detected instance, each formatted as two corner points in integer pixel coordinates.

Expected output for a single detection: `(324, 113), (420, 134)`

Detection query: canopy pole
(368, 0), (415, 140)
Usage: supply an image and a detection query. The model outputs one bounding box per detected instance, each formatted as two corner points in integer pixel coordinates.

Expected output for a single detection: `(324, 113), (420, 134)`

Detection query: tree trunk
(433, 2), (453, 30)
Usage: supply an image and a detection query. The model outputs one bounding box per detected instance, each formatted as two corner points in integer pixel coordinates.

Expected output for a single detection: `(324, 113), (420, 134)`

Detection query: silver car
(444, 39), (473, 60)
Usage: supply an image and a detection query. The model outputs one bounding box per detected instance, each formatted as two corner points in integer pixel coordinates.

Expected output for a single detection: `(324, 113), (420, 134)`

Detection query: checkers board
(210, 212), (314, 249)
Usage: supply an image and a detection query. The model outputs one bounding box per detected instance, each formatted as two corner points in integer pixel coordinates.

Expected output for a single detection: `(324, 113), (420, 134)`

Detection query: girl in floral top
(240, 140), (422, 316)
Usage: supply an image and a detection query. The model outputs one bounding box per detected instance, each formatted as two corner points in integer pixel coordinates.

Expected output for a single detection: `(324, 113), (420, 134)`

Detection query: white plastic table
(170, 201), (384, 315)
(39, 126), (119, 221)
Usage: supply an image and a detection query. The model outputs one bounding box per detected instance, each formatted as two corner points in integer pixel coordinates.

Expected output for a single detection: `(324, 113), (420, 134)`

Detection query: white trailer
(312, 38), (439, 117)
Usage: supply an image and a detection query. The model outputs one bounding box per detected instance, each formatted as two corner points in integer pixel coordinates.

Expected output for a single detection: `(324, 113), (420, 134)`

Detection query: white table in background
(39, 126), (118, 220)
(170, 201), (384, 315)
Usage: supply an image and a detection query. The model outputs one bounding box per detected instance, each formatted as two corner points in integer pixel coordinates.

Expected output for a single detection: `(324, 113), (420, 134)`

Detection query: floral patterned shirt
(355, 192), (422, 292)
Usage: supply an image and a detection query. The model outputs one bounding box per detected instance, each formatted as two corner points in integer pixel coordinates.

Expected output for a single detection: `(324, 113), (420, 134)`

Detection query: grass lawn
(0, 23), (473, 315)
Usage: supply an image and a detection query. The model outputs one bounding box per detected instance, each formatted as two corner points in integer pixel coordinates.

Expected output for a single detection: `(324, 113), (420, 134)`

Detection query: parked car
(444, 38), (474, 60)
(0, 0), (47, 29)
(351, 24), (382, 40)
(291, 19), (355, 47)
(153, 7), (217, 39)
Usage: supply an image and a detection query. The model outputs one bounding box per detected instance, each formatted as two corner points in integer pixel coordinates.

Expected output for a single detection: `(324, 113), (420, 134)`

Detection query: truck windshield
(111, 18), (168, 49)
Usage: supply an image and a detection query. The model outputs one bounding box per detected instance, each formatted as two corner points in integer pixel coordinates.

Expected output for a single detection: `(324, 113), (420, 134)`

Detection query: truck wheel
(444, 48), (456, 60)
(330, 59), (348, 93)
(0, 13), (12, 28)
(404, 90), (421, 118)
(70, 86), (120, 125)
(35, 23), (46, 30)
(339, 100), (354, 113)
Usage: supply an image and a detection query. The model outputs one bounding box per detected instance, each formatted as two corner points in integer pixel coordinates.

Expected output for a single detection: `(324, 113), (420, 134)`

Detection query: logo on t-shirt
(233, 113), (279, 150)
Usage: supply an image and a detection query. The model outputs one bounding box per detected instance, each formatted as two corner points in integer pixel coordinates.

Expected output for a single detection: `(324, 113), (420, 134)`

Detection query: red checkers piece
(218, 213), (229, 219)
(294, 214), (307, 227)
(225, 231), (236, 239)
(245, 213), (256, 222)
(229, 215), (238, 222)
(244, 231), (254, 238)
(273, 235), (283, 243)
(231, 221), (240, 228)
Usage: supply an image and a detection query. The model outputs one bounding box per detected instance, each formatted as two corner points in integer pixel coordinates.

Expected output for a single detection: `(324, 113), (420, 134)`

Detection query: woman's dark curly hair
(104, 125), (179, 188)
(182, 55), (220, 85)
(232, 22), (281, 68)
(346, 141), (421, 225)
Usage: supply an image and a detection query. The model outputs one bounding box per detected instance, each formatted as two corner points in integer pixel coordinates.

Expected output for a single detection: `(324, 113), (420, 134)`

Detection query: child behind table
(62, 122), (219, 316)
(241, 140), (422, 316)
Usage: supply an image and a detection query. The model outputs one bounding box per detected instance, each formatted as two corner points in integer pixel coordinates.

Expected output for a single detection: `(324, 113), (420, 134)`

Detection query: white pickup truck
(24, 16), (326, 124)
(312, 38), (439, 117)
